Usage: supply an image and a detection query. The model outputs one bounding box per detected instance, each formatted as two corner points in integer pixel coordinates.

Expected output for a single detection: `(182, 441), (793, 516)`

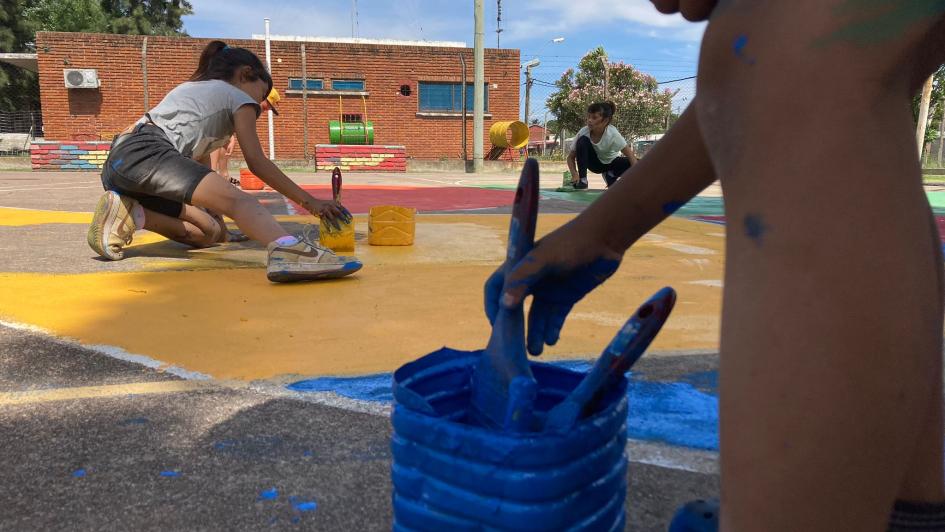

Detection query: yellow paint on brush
(319, 219), (356, 252)
(0, 207), (92, 226)
(0, 214), (726, 380)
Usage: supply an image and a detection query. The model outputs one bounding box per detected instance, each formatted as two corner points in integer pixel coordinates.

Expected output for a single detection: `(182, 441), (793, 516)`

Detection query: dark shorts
(100, 123), (211, 218)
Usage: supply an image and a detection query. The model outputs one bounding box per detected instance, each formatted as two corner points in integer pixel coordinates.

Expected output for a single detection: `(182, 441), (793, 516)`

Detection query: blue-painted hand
(485, 230), (622, 356)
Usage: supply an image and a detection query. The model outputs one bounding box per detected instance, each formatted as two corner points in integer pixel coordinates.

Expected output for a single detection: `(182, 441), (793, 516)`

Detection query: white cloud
(502, 0), (706, 44)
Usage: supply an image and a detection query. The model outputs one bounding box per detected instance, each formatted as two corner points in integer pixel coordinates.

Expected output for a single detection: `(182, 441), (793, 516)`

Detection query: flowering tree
(547, 47), (675, 141)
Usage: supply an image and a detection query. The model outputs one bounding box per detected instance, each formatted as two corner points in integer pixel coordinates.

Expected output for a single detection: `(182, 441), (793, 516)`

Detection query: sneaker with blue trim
(266, 239), (362, 282)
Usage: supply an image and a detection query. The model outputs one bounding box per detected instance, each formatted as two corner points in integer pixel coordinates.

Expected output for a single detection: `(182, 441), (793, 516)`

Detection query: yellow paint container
(319, 218), (355, 252)
(368, 205), (416, 246)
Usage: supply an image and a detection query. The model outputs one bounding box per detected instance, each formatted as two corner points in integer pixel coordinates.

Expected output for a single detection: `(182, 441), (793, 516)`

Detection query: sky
(183, 0), (706, 118)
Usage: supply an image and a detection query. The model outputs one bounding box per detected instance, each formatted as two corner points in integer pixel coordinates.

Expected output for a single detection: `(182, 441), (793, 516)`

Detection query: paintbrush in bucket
(543, 287), (676, 433)
(469, 158), (541, 432)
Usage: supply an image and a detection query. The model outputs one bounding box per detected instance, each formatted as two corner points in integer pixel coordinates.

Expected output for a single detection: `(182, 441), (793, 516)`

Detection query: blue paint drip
(73, 468), (86, 478)
(110, 158), (123, 170)
(160, 470), (180, 477)
(744, 214), (767, 245)
(662, 201), (686, 215)
(733, 35), (748, 55)
(258, 487), (278, 501)
(119, 417), (149, 426)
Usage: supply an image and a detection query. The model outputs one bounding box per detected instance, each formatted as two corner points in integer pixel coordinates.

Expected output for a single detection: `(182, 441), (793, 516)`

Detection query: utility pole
(938, 102), (945, 166)
(264, 18), (275, 160)
(351, 0), (359, 38)
(916, 74), (934, 159)
(523, 59), (539, 125)
(496, 0), (503, 48)
(602, 51), (610, 98)
(473, 0), (485, 173)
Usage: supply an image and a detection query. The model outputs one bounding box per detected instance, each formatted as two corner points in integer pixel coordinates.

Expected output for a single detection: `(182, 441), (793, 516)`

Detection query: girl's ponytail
(191, 40), (228, 81)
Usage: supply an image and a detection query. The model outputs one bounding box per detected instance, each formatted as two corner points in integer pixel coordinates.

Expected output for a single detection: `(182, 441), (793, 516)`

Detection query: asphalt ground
(0, 169), (726, 531)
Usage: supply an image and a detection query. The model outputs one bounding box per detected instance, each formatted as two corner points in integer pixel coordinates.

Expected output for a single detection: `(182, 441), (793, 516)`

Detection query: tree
(100, 0), (192, 36)
(547, 47), (675, 141)
(26, 0), (109, 33)
(0, 0), (193, 113)
(0, 0), (38, 112)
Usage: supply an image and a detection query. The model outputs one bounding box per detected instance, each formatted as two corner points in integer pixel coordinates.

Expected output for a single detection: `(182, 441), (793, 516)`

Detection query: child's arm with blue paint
(485, 104), (717, 355)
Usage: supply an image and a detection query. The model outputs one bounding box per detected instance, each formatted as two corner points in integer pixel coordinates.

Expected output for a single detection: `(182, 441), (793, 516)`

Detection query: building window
(288, 78), (323, 91)
(418, 82), (487, 113)
(342, 113), (362, 123)
(332, 79), (365, 91)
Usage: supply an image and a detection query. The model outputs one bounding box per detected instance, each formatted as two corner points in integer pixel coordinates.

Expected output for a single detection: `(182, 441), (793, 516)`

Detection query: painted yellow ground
(0, 211), (725, 380)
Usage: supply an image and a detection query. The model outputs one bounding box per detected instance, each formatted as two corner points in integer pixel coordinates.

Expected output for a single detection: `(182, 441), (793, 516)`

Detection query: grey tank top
(139, 79), (260, 160)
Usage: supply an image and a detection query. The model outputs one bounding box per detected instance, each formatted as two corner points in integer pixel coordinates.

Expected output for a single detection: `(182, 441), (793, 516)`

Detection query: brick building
(33, 32), (520, 162)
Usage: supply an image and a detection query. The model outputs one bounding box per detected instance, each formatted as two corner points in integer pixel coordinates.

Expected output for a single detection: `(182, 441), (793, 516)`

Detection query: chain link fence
(0, 110), (43, 156)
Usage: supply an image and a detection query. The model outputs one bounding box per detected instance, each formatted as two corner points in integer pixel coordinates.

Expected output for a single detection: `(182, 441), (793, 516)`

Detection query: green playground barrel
(328, 120), (375, 145)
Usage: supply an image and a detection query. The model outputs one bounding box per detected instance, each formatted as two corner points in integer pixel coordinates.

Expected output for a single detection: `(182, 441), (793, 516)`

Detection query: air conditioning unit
(63, 69), (100, 89)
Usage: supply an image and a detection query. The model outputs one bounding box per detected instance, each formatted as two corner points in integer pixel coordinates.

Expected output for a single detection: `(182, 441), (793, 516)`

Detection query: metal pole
(301, 43), (308, 162)
(524, 65), (533, 125)
(938, 103), (944, 166)
(265, 18), (275, 160)
(916, 74), (934, 159)
(542, 111), (548, 156)
(461, 54), (468, 163)
(473, 0), (485, 172)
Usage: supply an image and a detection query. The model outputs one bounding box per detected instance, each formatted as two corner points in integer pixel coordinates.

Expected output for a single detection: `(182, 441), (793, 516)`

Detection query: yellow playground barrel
(489, 121), (529, 149)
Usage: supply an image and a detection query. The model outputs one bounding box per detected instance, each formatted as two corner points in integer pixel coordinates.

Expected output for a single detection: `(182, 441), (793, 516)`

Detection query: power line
(657, 75), (697, 84)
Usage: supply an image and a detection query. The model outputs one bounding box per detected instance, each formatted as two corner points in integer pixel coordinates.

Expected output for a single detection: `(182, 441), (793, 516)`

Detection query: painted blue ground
(288, 361), (720, 451)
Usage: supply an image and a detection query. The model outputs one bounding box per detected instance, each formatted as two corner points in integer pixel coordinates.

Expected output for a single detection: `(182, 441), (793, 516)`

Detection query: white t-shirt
(140, 79), (260, 160)
(576, 124), (628, 164)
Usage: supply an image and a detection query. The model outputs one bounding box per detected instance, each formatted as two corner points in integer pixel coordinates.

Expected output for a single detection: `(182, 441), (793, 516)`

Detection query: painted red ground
(286, 185), (515, 214)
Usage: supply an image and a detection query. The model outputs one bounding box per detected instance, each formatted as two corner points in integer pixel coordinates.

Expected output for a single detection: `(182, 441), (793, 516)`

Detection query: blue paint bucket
(391, 347), (628, 531)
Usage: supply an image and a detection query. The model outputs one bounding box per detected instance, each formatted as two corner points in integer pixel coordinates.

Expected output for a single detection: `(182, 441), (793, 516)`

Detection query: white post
(473, 0), (484, 173)
(265, 18), (275, 160)
(542, 111), (548, 156)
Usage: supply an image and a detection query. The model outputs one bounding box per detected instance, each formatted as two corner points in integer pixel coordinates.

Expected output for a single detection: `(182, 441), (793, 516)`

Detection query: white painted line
(687, 280), (723, 288)
(660, 243), (716, 255)
(627, 439), (719, 474)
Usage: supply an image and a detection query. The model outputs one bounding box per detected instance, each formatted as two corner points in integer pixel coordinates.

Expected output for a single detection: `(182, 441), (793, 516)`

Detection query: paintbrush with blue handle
(469, 158), (541, 431)
(543, 286), (677, 433)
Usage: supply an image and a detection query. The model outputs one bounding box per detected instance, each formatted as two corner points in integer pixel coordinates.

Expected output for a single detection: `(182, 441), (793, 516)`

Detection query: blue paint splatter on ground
(294, 501), (317, 512)
(258, 487), (278, 501)
(118, 417), (149, 426)
(744, 214), (767, 245)
(160, 470), (180, 477)
(288, 361), (720, 450)
(73, 469), (86, 478)
(288, 374), (393, 401)
(303, 450), (313, 457)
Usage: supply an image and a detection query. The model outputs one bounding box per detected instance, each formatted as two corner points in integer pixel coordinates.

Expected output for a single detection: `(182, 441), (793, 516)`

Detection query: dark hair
(587, 101), (617, 121)
(190, 40), (273, 94)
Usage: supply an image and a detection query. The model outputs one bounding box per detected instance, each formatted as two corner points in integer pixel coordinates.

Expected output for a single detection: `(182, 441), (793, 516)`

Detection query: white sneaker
(87, 190), (139, 260)
(266, 239), (362, 282)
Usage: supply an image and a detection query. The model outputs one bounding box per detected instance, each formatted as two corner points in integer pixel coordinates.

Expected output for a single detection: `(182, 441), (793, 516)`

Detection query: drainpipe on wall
(141, 37), (149, 112)
(265, 18), (275, 160)
(301, 43), (308, 162)
(460, 53), (467, 164)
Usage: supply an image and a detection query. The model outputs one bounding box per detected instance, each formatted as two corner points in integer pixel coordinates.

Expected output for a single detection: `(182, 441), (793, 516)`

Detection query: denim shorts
(100, 123), (211, 218)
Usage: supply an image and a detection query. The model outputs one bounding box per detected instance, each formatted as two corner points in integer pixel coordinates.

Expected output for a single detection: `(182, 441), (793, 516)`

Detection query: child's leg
(188, 171), (288, 244)
(603, 156), (632, 187)
(141, 204), (224, 248)
(575, 136), (606, 183)
(696, 3), (945, 530)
